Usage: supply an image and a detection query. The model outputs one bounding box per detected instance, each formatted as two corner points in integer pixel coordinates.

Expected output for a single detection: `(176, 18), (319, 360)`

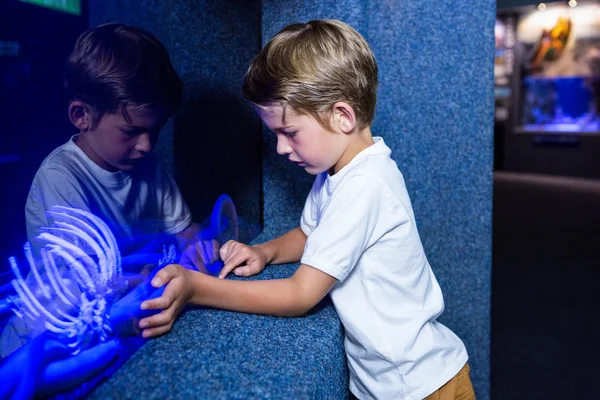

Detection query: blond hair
(242, 19), (378, 130)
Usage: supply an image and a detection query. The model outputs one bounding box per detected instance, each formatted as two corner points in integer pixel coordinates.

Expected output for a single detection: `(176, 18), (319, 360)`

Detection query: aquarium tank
(522, 75), (598, 133)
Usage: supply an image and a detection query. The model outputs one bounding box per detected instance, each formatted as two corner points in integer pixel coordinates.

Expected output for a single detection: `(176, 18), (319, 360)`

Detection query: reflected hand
(37, 339), (120, 398)
(218, 240), (267, 279)
(179, 239), (220, 273)
(0, 333), (119, 399)
(110, 270), (166, 337)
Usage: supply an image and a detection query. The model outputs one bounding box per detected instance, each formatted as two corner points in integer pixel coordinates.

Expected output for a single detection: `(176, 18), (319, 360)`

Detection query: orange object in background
(530, 16), (572, 71)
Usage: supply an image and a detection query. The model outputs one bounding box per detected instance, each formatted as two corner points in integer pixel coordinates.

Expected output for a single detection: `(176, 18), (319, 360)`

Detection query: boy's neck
(330, 127), (374, 175)
(75, 132), (120, 173)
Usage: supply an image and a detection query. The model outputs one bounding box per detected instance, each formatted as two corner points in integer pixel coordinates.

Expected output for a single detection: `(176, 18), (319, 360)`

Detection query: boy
(0, 23), (217, 357)
(139, 20), (475, 399)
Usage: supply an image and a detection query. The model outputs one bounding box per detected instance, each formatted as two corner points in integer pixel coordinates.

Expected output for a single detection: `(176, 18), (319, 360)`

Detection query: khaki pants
(348, 362), (475, 400)
(424, 363), (475, 400)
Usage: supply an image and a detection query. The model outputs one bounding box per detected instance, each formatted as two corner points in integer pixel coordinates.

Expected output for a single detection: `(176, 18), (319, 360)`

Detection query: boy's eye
(283, 131), (297, 138)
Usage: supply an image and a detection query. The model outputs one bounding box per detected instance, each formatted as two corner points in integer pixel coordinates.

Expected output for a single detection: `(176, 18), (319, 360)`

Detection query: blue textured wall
(89, 0), (262, 238)
(262, 1), (495, 398)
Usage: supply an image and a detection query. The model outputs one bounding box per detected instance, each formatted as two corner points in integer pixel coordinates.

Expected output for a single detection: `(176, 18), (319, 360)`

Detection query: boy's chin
(303, 165), (325, 175)
(111, 163), (137, 173)
(118, 159), (146, 172)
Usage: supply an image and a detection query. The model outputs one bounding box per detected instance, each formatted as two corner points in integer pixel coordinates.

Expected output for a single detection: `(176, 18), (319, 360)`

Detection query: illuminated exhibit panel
(516, 2), (600, 133)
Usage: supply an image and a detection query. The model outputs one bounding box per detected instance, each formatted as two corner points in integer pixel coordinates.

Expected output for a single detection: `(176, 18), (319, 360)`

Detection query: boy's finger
(223, 245), (243, 265)
(234, 265), (258, 277)
(139, 309), (172, 330)
(151, 264), (178, 287)
(219, 244), (240, 268)
(218, 265), (231, 279)
(218, 240), (231, 260)
(142, 323), (173, 338)
(219, 240), (238, 261)
(140, 284), (177, 310)
(219, 253), (249, 279)
(140, 297), (161, 310)
(233, 267), (249, 276)
(219, 261), (239, 278)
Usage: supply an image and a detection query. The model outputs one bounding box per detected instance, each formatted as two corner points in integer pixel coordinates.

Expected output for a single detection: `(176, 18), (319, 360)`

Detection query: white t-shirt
(25, 135), (192, 257)
(300, 137), (468, 400)
(0, 135), (191, 358)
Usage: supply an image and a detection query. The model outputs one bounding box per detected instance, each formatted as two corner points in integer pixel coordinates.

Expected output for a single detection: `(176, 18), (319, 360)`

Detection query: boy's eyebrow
(272, 125), (293, 131)
(119, 120), (167, 130)
(119, 124), (144, 130)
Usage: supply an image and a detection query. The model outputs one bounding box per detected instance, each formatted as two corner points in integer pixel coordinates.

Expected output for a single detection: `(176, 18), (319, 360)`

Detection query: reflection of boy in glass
(0, 23), (218, 358)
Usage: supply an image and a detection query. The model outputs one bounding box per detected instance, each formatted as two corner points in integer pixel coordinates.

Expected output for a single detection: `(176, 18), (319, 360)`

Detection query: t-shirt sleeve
(300, 174), (405, 282)
(25, 166), (90, 254)
(157, 165), (192, 235)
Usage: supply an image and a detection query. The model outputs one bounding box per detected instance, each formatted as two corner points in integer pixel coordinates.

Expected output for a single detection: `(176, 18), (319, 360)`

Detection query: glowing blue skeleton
(3, 194), (238, 355)
(6, 206), (129, 354)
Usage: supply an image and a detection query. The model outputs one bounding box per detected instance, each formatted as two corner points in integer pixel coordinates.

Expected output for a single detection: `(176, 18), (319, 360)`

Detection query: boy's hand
(138, 264), (194, 338)
(218, 240), (267, 279)
(179, 238), (220, 273)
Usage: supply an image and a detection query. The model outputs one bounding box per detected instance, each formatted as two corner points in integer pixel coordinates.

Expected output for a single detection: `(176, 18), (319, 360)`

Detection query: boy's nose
(276, 136), (292, 156)
(135, 133), (152, 154)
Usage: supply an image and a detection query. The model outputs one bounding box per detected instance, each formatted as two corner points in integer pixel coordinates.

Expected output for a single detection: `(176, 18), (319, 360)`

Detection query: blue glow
(0, 194), (239, 397)
(522, 76), (599, 133)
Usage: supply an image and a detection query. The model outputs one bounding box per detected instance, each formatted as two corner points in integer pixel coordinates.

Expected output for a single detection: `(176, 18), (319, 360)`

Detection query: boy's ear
(332, 102), (357, 134)
(68, 101), (92, 131)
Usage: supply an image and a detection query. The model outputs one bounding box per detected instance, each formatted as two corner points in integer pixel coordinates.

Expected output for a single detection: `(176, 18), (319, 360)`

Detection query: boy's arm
(191, 264), (335, 316)
(139, 263), (337, 337)
(253, 226), (307, 265)
(218, 227), (307, 278)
